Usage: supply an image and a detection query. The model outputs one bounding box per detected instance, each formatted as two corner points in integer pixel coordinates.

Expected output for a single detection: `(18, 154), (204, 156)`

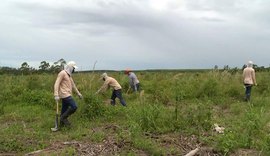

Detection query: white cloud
(1, 0), (270, 70)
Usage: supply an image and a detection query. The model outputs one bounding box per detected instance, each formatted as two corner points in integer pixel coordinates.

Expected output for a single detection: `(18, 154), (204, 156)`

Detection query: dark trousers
(244, 84), (252, 101)
(61, 96), (77, 115)
(111, 89), (126, 106)
(131, 83), (140, 92)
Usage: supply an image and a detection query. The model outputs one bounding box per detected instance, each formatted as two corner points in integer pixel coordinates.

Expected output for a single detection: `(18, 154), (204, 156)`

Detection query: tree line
(0, 59), (269, 75)
(0, 58), (67, 75)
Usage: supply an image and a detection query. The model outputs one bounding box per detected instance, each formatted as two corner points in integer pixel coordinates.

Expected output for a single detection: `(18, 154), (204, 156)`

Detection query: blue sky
(0, 0), (270, 70)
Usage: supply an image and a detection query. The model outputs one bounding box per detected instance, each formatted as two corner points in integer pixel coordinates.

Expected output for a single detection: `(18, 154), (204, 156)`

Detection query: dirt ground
(20, 124), (222, 156)
(22, 139), (219, 156)
(1, 123), (261, 156)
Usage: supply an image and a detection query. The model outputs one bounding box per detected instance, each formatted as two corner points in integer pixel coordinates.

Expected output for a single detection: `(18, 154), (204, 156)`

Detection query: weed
(80, 94), (106, 120)
(1, 71), (270, 155)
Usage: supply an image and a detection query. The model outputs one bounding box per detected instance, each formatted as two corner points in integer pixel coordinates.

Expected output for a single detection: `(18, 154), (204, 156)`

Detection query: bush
(216, 131), (239, 154)
(127, 103), (173, 133)
(174, 101), (213, 134)
(20, 89), (54, 109)
(80, 94), (106, 120)
(225, 85), (242, 99)
(196, 78), (220, 98)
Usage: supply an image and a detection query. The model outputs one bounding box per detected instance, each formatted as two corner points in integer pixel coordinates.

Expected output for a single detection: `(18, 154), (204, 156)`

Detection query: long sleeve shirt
(243, 67), (256, 85)
(128, 72), (140, 86)
(54, 70), (80, 98)
(98, 76), (122, 92)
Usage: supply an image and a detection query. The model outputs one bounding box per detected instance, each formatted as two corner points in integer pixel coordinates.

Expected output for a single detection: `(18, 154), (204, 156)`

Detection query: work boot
(111, 100), (116, 106)
(60, 119), (70, 127)
(244, 94), (251, 102)
(60, 108), (76, 127)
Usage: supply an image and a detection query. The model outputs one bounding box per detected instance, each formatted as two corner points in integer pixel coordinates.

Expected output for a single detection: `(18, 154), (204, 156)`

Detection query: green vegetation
(1, 70), (270, 155)
(1, 58), (270, 75)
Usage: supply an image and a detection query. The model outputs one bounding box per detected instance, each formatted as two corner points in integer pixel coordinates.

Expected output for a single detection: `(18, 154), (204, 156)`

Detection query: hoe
(51, 101), (59, 132)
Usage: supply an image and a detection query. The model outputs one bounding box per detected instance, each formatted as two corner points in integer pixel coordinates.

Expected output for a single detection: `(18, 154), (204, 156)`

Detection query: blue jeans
(111, 89), (126, 106)
(244, 84), (252, 101)
(61, 96), (77, 115)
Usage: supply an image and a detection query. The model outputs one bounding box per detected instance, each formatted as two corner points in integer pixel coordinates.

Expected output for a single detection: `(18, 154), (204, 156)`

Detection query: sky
(0, 0), (270, 70)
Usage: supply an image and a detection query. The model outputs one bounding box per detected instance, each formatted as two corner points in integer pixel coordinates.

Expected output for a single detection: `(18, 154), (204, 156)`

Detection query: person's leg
(247, 85), (252, 101)
(131, 85), (136, 92)
(245, 84), (252, 102)
(60, 96), (77, 126)
(68, 97), (78, 112)
(136, 83), (140, 92)
(60, 98), (68, 126)
(111, 90), (117, 106)
(115, 89), (126, 106)
(61, 99), (68, 116)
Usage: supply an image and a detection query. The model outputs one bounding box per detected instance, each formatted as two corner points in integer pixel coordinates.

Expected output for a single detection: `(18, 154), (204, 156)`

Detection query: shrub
(216, 131), (239, 154)
(20, 89), (54, 109)
(196, 78), (220, 98)
(225, 85), (242, 99)
(127, 103), (173, 133)
(174, 101), (213, 134)
(80, 94), (106, 120)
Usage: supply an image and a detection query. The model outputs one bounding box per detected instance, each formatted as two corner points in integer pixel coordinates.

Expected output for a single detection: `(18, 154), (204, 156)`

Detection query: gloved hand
(55, 96), (60, 101)
(78, 93), (83, 99)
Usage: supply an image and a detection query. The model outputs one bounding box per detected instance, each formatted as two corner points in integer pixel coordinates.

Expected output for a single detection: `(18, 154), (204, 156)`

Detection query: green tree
(50, 58), (66, 73)
(223, 65), (230, 70)
(20, 62), (31, 75)
(20, 62), (29, 71)
(242, 64), (247, 70)
(39, 61), (50, 71)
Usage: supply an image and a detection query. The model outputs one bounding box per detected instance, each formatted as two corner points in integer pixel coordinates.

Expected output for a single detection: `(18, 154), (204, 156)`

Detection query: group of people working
(54, 60), (256, 128)
(53, 61), (140, 127)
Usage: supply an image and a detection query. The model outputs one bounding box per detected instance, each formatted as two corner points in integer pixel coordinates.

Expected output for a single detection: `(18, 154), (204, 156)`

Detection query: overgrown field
(1, 70), (270, 155)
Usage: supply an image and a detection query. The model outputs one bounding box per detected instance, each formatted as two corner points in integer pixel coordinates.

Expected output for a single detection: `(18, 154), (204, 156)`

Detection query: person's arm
(128, 75), (133, 86)
(242, 69), (246, 84)
(252, 70), (257, 85)
(96, 79), (110, 94)
(71, 77), (83, 98)
(242, 68), (249, 84)
(54, 72), (64, 99)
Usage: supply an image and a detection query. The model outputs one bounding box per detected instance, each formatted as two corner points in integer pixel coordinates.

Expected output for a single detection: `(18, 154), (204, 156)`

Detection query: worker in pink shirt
(243, 61), (257, 102)
(54, 61), (83, 127)
(96, 73), (126, 106)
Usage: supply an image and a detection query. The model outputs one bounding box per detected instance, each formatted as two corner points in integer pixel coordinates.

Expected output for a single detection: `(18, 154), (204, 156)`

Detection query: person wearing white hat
(243, 61), (257, 102)
(54, 61), (83, 127)
(96, 73), (126, 106)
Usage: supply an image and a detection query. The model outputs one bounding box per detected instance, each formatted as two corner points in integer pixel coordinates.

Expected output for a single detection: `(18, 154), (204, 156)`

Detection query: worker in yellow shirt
(96, 73), (126, 106)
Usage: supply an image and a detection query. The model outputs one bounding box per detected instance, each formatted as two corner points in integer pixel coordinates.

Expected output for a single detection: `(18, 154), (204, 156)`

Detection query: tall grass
(1, 70), (270, 155)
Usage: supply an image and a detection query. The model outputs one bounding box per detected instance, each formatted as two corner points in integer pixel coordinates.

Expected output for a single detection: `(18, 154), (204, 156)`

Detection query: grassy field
(1, 70), (270, 155)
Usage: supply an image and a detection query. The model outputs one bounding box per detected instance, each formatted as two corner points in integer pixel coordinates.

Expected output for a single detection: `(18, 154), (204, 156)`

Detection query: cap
(67, 61), (78, 69)
(248, 61), (253, 65)
(101, 72), (108, 79)
(125, 68), (131, 74)
(246, 61), (253, 67)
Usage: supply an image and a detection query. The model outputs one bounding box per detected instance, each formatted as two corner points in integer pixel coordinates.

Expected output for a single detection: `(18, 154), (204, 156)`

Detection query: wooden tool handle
(56, 101), (59, 114)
